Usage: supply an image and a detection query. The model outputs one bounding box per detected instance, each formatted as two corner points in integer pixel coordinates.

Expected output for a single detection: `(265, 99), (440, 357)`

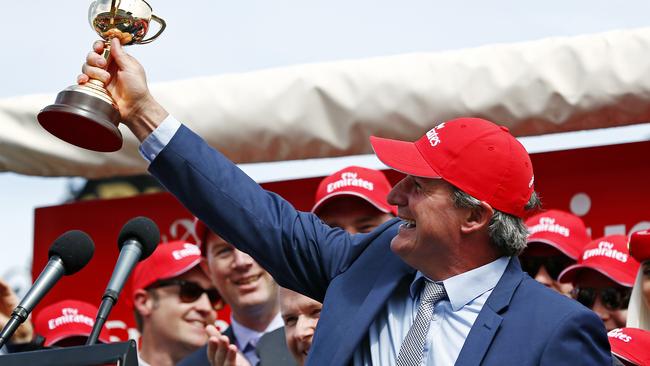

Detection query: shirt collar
(229, 312), (284, 349)
(410, 256), (510, 311)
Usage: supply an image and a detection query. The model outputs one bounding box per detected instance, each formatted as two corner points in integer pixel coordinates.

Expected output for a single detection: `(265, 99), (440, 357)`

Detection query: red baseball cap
(34, 300), (111, 347)
(370, 117), (534, 218)
(629, 229), (650, 263)
(608, 328), (650, 366)
(311, 166), (397, 215)
(525, 210), (590, 260)
(130, 241), (203, 298)
(558, 235), (641, 287)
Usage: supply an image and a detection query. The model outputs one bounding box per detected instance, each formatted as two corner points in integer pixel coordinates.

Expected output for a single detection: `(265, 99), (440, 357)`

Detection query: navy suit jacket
(154, 125), (612, 366)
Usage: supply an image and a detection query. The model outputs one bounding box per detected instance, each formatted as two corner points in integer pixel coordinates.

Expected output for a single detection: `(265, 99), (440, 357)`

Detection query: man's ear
(460, 201), (493, 234)
(133, 289), (154, 317)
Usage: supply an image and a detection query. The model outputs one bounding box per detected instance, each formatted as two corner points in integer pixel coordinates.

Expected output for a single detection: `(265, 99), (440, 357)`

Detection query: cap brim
(370, 136), (440, 178)
(311, 191), (395, 215)
(557, 263), (635, 287)
(526, 238), (580, 260)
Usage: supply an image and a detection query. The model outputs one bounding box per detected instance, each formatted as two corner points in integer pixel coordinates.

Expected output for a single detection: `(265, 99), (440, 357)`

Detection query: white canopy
(2, 27), (650, 178)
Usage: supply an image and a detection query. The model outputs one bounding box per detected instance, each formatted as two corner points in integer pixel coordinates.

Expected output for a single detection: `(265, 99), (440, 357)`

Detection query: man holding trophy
(69, 0), (612, 359)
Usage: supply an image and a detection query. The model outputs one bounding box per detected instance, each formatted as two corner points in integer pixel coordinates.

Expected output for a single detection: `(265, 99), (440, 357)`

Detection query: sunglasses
(571, 287), (631, 311)
(147, 279), (224, 310)
(520, 255), (573, 280)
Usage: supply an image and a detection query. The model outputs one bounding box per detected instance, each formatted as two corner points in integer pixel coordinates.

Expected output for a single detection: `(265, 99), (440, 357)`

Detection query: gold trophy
(38, 0), (166, 152)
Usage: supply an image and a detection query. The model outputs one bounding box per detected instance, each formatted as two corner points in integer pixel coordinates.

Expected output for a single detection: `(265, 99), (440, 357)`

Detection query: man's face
(204, 231), (279, 317)
(280, 288), (322, 366)
(317, 197), (393, 234)
(573, 270), (630, 331)
(146, 267), (217, 355)
(386, 175), (466, 269)
(520, 244), (575, 296)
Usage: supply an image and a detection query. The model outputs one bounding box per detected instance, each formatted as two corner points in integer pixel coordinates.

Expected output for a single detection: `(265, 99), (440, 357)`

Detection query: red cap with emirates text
(130, 241), (202, 298)
(629, 229), (650, 263)
(311, 166), (397, 215)
(525, 210), (590, 260)
(34, 300), (111, 347)
(558, 235), (641, 287)
(608, 328), (650, 366)
(370, 117), (534, 218)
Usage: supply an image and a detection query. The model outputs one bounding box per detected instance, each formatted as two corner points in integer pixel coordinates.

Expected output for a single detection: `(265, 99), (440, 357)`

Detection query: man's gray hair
(452, 187), (541, 256)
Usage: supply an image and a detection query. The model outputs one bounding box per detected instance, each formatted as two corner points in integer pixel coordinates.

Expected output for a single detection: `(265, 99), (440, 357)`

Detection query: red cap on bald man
(370, 117), (534, 218)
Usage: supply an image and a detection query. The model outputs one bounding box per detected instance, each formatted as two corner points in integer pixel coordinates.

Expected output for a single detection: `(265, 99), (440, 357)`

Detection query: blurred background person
(0, 279), (35, 351)
(274, 288), (322, 366)
(311, 166), (396, 233)
(627, 229), (650, 330)
(1, 297), (111, 352)
(180, 222), (282, 366)
(520, 209), (590, 295)
(608, 327), (650, 366)
(131, 240), (219, 366)
(33, 299), (112, 347)
(559, 234), (640, 331)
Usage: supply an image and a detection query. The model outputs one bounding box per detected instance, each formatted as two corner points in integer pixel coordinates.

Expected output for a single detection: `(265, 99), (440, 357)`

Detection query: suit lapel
(454, 257), (524, 366)
(330, 252), (415, 366)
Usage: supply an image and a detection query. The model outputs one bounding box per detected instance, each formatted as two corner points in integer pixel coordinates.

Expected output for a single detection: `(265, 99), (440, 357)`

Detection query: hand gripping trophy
(38, 0), (166, 152)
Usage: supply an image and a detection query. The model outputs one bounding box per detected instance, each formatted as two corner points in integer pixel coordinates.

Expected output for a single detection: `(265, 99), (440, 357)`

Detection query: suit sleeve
(148, 125), (378, 301)
(539, 307), (612, 365)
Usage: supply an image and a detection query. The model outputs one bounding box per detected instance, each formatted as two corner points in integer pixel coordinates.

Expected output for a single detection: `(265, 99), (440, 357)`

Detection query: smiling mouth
(233, 274), (262, 285)
(401, 219), (416, 229)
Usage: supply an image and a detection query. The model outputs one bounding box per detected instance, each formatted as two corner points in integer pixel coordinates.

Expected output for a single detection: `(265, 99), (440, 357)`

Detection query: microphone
(0, 230), (94, 348)
(86, 216), (159, 345)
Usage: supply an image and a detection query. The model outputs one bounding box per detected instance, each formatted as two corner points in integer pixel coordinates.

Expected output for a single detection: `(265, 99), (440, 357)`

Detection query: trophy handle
(139, 15), (166, 44)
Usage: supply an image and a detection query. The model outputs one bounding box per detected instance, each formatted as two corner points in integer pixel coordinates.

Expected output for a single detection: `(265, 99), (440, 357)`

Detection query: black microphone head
(48, 230), (95, 275)
(117, 216), (160, 260)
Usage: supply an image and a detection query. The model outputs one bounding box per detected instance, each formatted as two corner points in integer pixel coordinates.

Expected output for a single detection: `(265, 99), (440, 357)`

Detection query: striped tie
(396, 280), (447, 366)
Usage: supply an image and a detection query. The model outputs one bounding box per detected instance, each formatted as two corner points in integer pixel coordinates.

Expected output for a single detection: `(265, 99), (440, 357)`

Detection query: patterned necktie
(396, 280), (447, 366)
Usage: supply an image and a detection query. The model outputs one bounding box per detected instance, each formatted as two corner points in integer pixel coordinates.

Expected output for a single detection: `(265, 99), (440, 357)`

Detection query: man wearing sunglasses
(520, 210), (590, 295)
(130, 240), (221, 366)
(558, 234), (641, 331)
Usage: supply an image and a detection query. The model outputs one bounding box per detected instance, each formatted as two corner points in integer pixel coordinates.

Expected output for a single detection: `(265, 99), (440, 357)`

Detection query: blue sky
(2, 0), (650, 283)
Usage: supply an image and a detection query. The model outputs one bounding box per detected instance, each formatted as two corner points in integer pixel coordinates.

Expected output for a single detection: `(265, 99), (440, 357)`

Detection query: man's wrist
(124, 95), (169, 142)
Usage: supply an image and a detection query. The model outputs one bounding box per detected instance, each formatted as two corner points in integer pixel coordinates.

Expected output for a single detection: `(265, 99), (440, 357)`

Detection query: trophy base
(38, 88), (123, 152)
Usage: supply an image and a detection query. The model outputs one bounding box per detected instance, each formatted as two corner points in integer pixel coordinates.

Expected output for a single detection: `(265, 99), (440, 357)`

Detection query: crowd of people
(1, 38), (650, 365)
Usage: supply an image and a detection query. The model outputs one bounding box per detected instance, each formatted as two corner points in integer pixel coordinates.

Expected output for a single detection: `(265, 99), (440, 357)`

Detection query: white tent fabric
(2, 27), (650, 178)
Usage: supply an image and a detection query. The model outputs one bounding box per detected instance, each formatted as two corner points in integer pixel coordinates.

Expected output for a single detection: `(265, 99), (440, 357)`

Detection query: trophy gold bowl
(37, 0), (166, 152)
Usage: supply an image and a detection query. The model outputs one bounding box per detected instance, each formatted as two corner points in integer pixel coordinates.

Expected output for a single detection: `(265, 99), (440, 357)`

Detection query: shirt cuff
(139, 115), (182, 163)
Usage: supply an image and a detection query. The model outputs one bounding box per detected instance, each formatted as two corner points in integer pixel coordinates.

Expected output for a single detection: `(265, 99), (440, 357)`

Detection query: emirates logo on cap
(172, 243), (201, 260)
(609, 328), (632, 343)
(326, 172), (374, 193)
(48, 308), (94, 330)
(425, 123), (446, 147)
(583, 241), (628, 263)
(529, 217), (570, 237)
